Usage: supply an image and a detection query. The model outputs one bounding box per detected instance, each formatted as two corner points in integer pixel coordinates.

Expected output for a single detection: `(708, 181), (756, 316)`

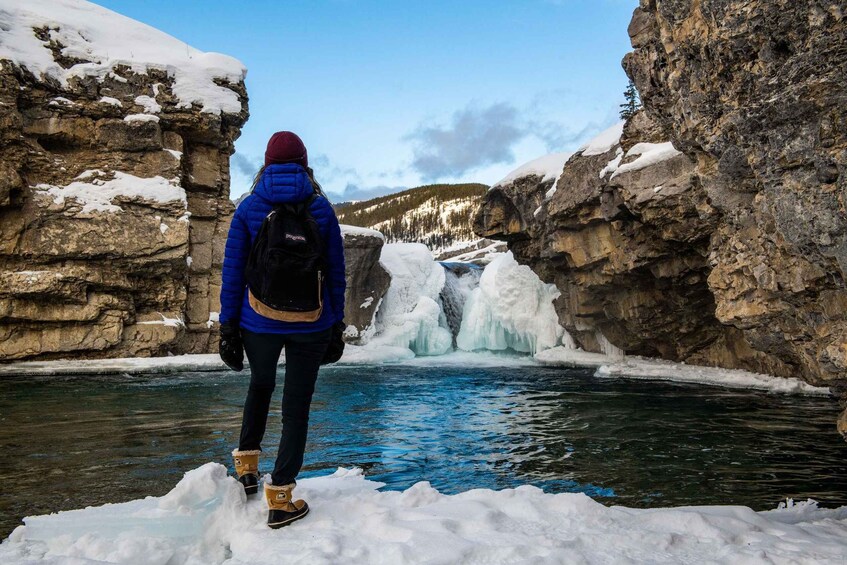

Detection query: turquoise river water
(1, 363), (846, 537)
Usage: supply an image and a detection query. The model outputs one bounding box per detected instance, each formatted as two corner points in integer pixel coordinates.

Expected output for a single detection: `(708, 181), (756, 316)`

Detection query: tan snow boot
(232, 449), (261, 495)
(265, 482), (309, 529)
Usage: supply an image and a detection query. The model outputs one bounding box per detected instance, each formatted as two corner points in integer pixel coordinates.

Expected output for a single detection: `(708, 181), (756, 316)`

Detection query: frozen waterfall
(368, 243), (453, 356)
(456, 252), (564, 354)
(366, 243), (572, 358)
(439, 262), (482, 346)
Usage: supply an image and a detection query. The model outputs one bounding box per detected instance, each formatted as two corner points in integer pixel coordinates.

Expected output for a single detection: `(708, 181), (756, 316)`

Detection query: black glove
(219, 321), (244, 372)
(321, 321), (346, 365)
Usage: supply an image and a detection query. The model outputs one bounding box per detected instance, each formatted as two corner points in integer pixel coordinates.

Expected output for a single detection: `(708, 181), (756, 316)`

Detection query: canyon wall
(0, 2), (393, 362)
(0, 1), (248, 360)
(475, 0), (847, 430)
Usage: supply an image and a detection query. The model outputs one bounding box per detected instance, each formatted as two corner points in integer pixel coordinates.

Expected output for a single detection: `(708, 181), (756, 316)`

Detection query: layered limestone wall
(0, 1), (248, 360)
(624, 0), (847, 430)
(623, 0), (847, 388)
(475, 0), (847, 431)
(475, 114), (784, 374)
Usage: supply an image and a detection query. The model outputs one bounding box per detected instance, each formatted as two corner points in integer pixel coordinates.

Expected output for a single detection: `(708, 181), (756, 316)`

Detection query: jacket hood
(251, 163), (315, 204)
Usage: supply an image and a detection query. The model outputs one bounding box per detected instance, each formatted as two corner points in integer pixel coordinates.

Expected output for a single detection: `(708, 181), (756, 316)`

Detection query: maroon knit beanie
(264, 131), (308, 168)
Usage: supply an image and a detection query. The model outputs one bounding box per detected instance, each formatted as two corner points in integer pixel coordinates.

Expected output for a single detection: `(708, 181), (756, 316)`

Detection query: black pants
(238, 328), (331, 485)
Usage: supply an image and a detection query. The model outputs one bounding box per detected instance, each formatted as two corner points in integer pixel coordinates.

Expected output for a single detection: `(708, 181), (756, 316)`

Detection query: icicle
(595, 330), (625, 359)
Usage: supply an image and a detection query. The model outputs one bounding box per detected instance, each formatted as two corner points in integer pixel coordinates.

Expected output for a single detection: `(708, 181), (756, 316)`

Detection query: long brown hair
(250, 164), (330, 203)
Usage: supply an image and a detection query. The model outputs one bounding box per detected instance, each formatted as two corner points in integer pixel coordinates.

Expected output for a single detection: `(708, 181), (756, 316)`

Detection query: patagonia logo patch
(285, 233), (307, 242)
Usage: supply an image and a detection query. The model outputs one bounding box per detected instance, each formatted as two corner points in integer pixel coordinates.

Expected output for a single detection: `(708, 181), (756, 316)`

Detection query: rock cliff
(0, 0), (248, 360)
(341, 226), (391, 344)
(475, 0), (847, 429)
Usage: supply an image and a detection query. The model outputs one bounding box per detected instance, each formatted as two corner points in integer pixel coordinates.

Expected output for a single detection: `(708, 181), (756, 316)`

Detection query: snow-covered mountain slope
(335, 183), (487, 254)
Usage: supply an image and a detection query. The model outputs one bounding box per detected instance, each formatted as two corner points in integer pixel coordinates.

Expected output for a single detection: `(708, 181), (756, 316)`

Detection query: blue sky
(95, 1), (638, 200)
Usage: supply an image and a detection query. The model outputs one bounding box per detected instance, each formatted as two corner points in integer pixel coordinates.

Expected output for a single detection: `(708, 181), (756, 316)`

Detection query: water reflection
(1, 365), (845, 538)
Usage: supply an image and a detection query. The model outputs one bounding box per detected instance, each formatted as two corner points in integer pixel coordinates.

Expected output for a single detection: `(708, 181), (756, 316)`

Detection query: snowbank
(0, 354), (227, 377)
(340, 224), (385, 240)
(611, 141), (682, 178)
(370, 243), (453, 356)
(457, 252), (563, 354)
(492, 151), (573, 190)
(0, 0), (246, 115)
(3, 463), (846, 564)
(536, 347), (832, 396)
(596, 357), (830, 395)
(437, 240), (507, 265)
(35, 171), (186, 213)
(0, 348), (831, 396)
(578, 121), (625, 156)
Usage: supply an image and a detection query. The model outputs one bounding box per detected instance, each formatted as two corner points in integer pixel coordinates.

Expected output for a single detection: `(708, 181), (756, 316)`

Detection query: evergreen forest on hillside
(335, 183), (488, 250)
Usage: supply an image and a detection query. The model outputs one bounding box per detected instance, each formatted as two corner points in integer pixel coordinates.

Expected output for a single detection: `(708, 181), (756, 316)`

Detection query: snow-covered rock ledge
(0, 354), (228, 377)
(0, 347), (832, 397)
(536, 347), (832, 396)
(2, 462), (846, 564)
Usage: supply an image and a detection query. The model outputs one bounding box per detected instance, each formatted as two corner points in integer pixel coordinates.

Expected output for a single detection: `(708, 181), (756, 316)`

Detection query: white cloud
(406, 103), (525, 181)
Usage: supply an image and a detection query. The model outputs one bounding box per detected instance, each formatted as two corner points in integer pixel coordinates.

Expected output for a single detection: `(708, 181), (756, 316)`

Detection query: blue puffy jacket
(219, 163), (346, 333)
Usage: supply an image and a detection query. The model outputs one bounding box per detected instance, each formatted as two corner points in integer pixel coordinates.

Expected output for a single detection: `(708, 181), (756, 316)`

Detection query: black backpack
(245, 194), (325, 322)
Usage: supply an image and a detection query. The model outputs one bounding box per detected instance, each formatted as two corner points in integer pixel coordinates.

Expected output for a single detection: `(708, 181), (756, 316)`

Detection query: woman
(218, 131), (346, 529)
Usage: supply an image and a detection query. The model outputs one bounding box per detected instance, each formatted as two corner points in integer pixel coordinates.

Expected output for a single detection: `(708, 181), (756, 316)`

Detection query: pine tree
(619, 80), (641, 121)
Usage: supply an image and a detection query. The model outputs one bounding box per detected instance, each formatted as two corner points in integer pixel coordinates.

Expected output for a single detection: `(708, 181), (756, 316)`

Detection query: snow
(206, 312), (219, 329)
(386, 349), (538, 368)
(578, 121), (625, 156)
(434, 238), (477, 257)
(124, 113), (160, 123)
(492, 151), (573, 189)
(441, 241), (506, 265)
(134, 94), (162, 114)
(599, 146), (624, 178)
(536, 347), (831, 396)
(47, 96), (74, 106)
(35, 171), (186, 213)
(368, 196), (480, 251)
(457, 251), (563, 354)
(611, 141), (683, 178)
(370, 243), (452, 356)
(359, 296), (374, 309)
(138, 313), (185, 328)
(98, 96), (122, 106)
(335, 343), (417, 365)
(0, 354), (227, 377)
(340, 224), (385, 240)
(595, 358), (830, 395)
(0, 0), (246, 115)
(0, 347), (832, 397)
(3, 462), (846, 565)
